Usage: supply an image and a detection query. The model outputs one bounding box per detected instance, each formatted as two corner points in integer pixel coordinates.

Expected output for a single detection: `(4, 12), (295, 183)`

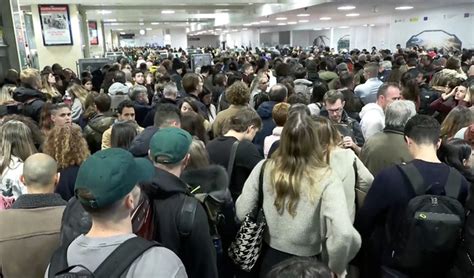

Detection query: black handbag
(228, 160), (268, 271)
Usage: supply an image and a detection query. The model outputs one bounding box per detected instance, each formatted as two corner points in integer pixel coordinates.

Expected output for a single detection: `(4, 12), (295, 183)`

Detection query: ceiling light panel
(337, 5), (356, 10)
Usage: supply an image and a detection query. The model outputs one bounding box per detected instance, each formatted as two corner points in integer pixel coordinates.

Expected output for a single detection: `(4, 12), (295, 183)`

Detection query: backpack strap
(444, 167), (463, 199)
(227, 141), (240, 182)
(398, 163), (426, 195)
(93, 237), (160, 277)
(48, 244), (69, 278)
(177, 197), (198, 237)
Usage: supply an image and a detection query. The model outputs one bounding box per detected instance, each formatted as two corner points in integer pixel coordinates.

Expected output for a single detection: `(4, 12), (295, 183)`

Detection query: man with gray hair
(360, 100), (416, 176)
(379, 60), (392, 82)
(162, 83), (178, 103)
(0, 153), (66, 277)
(130, 84), (153, 127)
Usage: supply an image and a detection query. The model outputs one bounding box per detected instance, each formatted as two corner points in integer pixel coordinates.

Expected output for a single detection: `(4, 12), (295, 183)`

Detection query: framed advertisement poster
(88, 21), (98, 45)
(38, 5), (73, 46)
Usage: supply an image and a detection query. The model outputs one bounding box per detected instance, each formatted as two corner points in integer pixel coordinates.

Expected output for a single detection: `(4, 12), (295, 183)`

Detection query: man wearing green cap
(146, 127), (218, 278)
(46, 148), (187, 277)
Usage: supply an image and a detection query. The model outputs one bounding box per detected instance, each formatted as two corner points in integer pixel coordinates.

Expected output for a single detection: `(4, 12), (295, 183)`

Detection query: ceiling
(19, 0), (473, 35)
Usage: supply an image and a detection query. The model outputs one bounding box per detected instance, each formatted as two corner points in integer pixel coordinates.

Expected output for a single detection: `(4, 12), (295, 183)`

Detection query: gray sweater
(236, 160), (361, 275)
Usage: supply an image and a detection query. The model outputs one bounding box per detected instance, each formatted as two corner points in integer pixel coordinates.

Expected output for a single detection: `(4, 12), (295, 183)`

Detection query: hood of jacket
(294, 79), (313, 86)
(129, 126), (159, 157)
(145, 167), (189, 198)
(108, 82), (129, 96)
(257, 101), (277, 119)
(359, 103), (383, 119)
(13, 86), (45, 103)
(181, 165), (232, 204)
(87, 114), (116, 134)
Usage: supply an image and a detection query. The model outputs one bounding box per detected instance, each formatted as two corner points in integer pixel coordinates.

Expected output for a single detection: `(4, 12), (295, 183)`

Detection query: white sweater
(236, 160), (361, 275)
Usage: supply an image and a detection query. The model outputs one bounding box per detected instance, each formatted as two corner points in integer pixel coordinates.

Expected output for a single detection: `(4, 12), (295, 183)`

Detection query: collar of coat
(11, 193), (66, 209)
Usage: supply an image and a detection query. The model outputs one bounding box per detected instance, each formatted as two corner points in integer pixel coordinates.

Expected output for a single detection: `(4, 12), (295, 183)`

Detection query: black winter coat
(12, 86), (46, 123)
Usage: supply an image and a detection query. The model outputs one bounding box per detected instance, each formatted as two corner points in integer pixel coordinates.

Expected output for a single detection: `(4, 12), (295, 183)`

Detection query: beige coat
(0, 206), (65, 277)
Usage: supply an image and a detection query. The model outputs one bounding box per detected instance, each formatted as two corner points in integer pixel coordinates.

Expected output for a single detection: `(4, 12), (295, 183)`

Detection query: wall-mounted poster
(38, 5), (73, 46)
(406, 30), (462, 52)
(88, 21), (98, 45)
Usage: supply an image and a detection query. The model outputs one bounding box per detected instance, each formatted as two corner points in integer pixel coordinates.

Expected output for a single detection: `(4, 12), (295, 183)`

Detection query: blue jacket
(253, 101), (277, 154)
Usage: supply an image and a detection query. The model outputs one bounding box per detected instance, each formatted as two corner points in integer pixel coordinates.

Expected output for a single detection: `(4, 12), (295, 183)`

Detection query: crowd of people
(0, 43), (474, 278)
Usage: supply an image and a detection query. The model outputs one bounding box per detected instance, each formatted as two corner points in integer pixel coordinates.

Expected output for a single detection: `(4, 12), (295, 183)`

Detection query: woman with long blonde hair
(0, 120), (37, 198)
(67, 83), (89, 122)
(43, 125), (90, 200)
(236, 111), (361, 277)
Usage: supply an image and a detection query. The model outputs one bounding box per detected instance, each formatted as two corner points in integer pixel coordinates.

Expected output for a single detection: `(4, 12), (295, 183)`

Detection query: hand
(442, 87), (457, 100)
(342, 136), (355, 149)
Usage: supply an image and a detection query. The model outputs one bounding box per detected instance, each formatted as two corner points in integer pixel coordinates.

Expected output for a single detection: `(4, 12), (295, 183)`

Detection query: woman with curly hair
(43, 125), (90, 200)
(212, 81), (251, 137)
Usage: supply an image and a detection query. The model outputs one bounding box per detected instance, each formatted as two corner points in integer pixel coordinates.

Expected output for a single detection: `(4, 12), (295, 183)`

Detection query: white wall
(251, 3), (473, 50)
(225, 30), (259, 48)
(31, 4), (83, 70)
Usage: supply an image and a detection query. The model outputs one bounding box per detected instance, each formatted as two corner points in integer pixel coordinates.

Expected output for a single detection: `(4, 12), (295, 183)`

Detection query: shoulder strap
(397, 163), (425, 195)
(48, 244), (69, 278)
(177, 197), (198, 237)
(94, 237), (160, 277)
(257, 160), (268, 209)
(444, 167), (463, 199)
(227, 141), (240, 180)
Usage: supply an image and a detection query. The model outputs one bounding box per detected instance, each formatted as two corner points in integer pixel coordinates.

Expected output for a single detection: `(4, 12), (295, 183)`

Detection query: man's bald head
(22, 153), (58, 189)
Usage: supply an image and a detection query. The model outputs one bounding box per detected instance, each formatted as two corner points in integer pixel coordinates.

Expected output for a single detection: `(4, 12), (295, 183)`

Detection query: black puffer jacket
(83, 113), (115, 153)
(12, 86), (46, 122)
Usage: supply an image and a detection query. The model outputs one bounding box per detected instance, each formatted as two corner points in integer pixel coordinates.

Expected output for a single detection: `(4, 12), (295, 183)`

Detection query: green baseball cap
(75, 148), (154, 209)
(150, 127), (192, 164)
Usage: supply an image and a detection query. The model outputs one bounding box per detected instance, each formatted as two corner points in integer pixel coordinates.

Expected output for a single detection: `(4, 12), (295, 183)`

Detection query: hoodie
(359, 103), (385, 140)
(12, 86), (46, 122)
(107, 82), (129, 96)
(253, 101), (278, 154)
(263, 126), (283, 158)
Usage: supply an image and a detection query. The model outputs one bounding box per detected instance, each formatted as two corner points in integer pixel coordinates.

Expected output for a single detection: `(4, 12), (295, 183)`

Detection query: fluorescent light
(313, 28), (322, 30)
(231, 29), (238, 31)
(298, 19), (309, 23)
(287, 21), (297, 25)
(120, 32), (125, 35)
(324, 27), (331, 30)
(104, 19), (117, 22)
(146, 28), (152, 31)
(337, 5), (356, 10)
(116, 28), (124, 31)
(370, 24), (375, 27)
(215, 3), (229, 6)
(139, 29), (145, 35)
(243, 23), (252, 26)
(259, 20), (270, 23)
(151, 22), (160, 25)
(242, 28), (248, 30)
(277, 23), (287, 26)
(339, 26), (349, 29)
(320, 17), (331, 20)
(251, 21), (260, 25)
(139, 22), (144, 26)
(395, 6), (414, 10)
(110, 23), (119, 26)
(161, 10), (175, 14)
(215, 28), (222, 30)
(346, 13), (360, 17)
(97, 10), (111, 15)
(276, 17), (287, 20)
(297, 14), (310, 17)
(362, 24), (368, 27)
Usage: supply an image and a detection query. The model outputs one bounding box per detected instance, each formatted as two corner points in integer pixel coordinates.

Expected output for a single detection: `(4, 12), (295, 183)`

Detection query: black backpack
(387, 163), (465, 274)
(48, 237), (160, 278)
